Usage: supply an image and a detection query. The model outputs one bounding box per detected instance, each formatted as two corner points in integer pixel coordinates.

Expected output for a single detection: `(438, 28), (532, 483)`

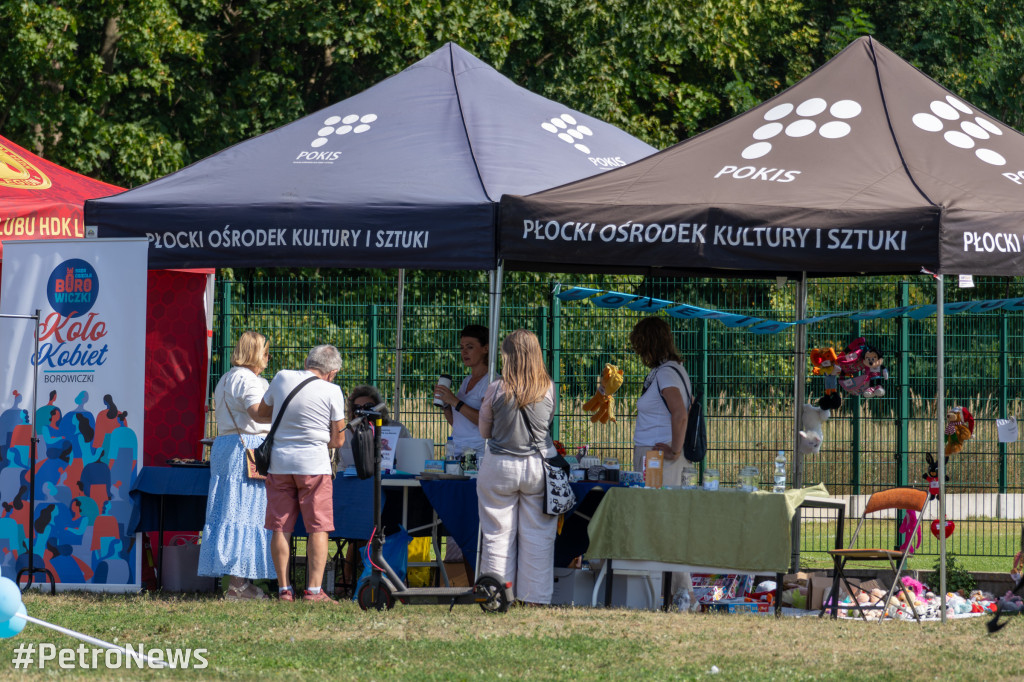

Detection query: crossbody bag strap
(222, 401), (250, 449)
(267, 375), (319, 439)
(656, 364), (692, 411)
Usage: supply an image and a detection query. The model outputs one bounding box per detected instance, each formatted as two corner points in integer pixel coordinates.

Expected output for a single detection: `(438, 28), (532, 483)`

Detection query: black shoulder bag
(253, 376), (318, 477)
(656, 365), (707, 464)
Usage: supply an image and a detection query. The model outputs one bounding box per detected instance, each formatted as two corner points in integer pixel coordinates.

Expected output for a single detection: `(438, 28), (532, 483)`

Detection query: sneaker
(303, 589), (338, 604)
(278, 588), (295, 602)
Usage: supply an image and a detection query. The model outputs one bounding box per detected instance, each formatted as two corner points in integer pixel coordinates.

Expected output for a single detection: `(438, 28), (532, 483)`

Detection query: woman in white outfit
(433, 324), (490, 577)
(477, 329), (558, 605)
(434, 324), (490, 460)
(630, 316), (697, 609)
(197, 330), (275, 599)
(630, 316), (692, 486)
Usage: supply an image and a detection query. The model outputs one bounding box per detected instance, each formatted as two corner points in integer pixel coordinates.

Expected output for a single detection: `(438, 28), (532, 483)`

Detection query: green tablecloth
(586, 483), (830, 574)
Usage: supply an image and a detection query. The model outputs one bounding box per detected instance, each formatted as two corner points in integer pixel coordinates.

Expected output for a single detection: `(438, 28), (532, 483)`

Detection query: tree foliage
(2, 1), (1023, 189)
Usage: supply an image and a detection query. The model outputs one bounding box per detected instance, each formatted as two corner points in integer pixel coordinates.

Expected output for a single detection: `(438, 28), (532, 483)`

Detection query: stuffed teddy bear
(797, 403), (831, 455)
(582, 363), (624, 424)
(810, 347), (843, 410)
(944, 406), (974, 455)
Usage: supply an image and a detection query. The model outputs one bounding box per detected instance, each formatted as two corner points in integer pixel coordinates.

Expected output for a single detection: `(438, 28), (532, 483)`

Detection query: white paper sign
(380, 425), (402, 471)
(958, 274), (975, 288)
(996, 416), (1018, 443)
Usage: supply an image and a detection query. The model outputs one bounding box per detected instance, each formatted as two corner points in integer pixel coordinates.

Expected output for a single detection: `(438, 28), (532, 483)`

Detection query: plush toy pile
(944, 405), (975, 455)
(828, 577), (1009, 621)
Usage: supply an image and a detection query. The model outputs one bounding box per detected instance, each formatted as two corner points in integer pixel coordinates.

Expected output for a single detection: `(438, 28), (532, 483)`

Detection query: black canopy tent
(85, 41), (655, 415)
(499, 36), (1024, 615)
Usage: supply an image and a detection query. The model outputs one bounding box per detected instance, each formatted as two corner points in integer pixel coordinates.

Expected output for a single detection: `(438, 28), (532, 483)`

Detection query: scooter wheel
(475, 574), (510, 613)
(357, 582), (395, 611)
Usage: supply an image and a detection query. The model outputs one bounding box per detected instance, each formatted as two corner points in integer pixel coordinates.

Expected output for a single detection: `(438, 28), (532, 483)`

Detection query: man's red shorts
(264, 474), (334, 533)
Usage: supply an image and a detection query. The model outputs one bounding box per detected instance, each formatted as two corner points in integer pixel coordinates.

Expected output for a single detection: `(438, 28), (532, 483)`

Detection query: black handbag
(347, 417), (376, 480)
(253, 376), (318, 476)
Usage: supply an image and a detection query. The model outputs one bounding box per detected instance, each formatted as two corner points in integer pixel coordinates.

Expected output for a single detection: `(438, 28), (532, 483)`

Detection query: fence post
(999, 311), (1008, 493)
(218, 279), (233, 377)
(550, 289), (561, 442)
(700, 317), (709, 478)
(367, 304), (379, 386)
(897, 282), (910, 488)
(851, 319), (861, 496)
(538, 306), (550, 370)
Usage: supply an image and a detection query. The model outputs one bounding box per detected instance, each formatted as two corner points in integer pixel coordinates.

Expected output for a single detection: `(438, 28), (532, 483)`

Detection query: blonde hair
(230, 331), (268, 372)
(500, 329), (550, 409)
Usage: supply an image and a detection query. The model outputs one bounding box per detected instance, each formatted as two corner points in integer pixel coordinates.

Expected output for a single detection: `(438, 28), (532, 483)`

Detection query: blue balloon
(0, 577), (23, 622)
(0, 603), (26, 638)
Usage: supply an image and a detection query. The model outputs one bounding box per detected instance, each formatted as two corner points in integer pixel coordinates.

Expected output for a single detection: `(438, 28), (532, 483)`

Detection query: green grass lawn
(1, 592), (1022, 680)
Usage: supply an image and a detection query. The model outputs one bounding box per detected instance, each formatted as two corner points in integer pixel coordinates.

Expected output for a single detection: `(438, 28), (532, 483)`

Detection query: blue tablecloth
(419, 479), (617, 565)
(129, 467), (385, 539)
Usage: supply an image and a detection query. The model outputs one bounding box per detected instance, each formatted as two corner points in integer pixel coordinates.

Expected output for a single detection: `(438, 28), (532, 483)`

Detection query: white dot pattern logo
(911, 97), (1006, 166)
(742, 97), (860, 160)
(541, 113), (594, 155)
(310, 113), (377, 148)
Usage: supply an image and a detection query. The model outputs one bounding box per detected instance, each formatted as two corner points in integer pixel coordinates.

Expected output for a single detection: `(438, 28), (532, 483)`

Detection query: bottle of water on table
(445, 435), (455, 461)
(773, 450), (787, 493)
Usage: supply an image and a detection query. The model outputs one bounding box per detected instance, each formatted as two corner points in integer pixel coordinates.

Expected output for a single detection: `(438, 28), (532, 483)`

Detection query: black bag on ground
(348, 418), (376, 480)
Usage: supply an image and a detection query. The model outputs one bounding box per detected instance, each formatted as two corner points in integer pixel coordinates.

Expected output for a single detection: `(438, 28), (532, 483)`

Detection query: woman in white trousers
(477, 329), (558, 605)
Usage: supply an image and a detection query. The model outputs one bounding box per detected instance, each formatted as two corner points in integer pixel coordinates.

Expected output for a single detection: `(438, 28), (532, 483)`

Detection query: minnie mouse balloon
(930, 518), (955, 539)
(0, 577), (23, 622)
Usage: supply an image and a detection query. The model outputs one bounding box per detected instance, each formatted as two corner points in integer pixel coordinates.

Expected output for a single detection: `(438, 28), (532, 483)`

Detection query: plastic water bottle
(445, 436), (455, 461)
(773, 450), (787, 493)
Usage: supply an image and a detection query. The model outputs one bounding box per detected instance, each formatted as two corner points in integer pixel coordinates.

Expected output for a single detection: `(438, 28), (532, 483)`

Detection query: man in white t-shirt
(258, 345), (346, 603)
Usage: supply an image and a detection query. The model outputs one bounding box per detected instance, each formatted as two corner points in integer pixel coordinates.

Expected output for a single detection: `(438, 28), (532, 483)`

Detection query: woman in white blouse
(197, 331), (275, 599)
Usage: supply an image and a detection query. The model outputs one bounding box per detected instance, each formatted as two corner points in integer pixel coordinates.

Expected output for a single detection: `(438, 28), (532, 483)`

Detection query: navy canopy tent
(85, 42), (655, 270)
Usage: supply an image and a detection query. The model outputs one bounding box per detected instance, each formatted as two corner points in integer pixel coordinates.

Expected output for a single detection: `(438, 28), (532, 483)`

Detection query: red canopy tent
(0, 134), (212, 465)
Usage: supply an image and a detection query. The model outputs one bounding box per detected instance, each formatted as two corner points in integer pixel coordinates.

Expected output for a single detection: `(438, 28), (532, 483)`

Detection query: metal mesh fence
(211, 271), (1024, 561)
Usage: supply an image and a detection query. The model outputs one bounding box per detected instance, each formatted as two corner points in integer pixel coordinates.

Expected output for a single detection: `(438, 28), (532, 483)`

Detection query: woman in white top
(433, 324), (490, 572)
(477, 329), (559, 605)
(434, 324), (490, 460)
(197, 330), (275, 599)
(630, 316), (692, 487)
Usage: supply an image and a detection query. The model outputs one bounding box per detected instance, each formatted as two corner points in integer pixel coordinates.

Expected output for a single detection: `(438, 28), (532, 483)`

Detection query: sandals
(225, 581), (268, 601)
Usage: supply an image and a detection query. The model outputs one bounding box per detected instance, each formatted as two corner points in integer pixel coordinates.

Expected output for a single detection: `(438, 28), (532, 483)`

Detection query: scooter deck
(392, 587), (478, 599)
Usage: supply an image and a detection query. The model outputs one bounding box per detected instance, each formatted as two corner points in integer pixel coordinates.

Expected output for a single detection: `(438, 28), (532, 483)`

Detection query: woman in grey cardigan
(477, 329), (558, 605)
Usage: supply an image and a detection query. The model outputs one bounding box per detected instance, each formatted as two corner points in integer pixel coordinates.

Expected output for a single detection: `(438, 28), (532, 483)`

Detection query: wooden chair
(820, 487), (928, 623)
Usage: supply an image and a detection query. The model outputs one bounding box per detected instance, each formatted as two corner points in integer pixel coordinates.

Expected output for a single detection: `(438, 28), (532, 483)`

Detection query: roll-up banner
(0, 238), (148, 591)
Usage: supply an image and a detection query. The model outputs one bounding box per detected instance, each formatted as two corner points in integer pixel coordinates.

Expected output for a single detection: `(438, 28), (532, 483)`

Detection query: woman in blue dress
(197, 331), (275, 599)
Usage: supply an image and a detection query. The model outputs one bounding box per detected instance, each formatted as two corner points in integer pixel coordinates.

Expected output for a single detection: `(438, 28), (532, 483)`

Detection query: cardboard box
(443, 561), (471, 588)
(782, 571), (821, 589)
(551, 568), (597, 606)
(810, 576), (886, 611)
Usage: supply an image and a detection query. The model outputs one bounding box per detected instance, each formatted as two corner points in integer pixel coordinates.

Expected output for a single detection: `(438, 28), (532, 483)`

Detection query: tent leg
(393, 269), (405, 420)
(936, 274), (946, 623)
(790, 272), (808, 573)
(487, 264), (504, 382)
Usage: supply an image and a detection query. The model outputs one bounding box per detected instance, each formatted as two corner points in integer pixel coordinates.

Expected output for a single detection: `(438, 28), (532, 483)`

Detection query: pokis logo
(909, 95), (1023, 183)
(294, 113), (378, 164)
(541, 113), (626, 169)
(715, 97), (862, 184)
(0, 142), (51, 190)
(46, 259), (98, 318)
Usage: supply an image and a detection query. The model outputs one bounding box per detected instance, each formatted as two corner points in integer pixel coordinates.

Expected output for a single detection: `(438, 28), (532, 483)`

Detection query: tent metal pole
(393, 269), (405, 421)
(937, 274), (946, 623)
(487, 264), (504, 382)
(790, 272), (808, 573)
